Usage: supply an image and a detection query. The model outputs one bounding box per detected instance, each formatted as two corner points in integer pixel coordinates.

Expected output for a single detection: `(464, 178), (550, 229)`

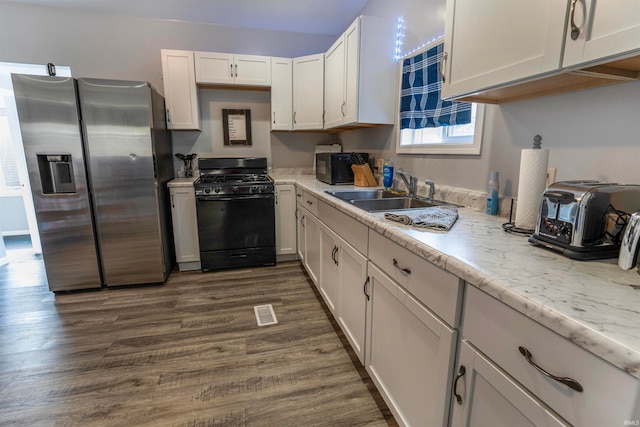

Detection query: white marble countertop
(271, 171), (640, 379)
(167, 176), (198, 188)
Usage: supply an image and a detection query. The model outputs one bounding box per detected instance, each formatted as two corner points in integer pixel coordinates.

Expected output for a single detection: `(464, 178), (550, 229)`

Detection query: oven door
(196, 194), (276, 269)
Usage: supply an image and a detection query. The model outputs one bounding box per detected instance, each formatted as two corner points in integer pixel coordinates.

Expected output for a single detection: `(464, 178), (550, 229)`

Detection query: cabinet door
(194, 52), (234, 85)
(319, 224), (340, 313)
(169, 186), (200, 263)
(441, 0), (567, 100)
(296, 203), (305, 263)
(343, 18), (360, 125)
(563, 0), (640, 68)
(337, 239), (368, 365)
(275, 184), (296, 256)
(161, 49), (200, 130)
(271, 58), (293, 131)
(293, 54), (325, 130)
(451, 341), (568, 427)
(234, 54), (271, 86)
(366, 263), (457, 427)
(324, 35), (346, 129)
(303, 210), (321, 286)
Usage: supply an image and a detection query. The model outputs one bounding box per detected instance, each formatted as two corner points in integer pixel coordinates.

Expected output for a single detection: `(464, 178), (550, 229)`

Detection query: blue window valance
(400, 43), (472, 130)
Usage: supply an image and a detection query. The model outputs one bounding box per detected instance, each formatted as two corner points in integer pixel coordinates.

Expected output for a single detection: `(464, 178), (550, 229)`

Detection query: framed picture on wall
(222, 109), (252, 146)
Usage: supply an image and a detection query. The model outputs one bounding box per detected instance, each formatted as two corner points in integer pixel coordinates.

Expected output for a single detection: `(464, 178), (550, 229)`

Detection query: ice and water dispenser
(37, 154), (76, 194)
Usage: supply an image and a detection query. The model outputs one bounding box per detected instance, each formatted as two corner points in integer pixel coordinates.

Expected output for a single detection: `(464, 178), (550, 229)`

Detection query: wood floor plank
(0, 255), (397, 426)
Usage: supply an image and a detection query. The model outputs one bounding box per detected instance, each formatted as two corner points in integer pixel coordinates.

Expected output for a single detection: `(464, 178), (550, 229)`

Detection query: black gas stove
(194, 157), (276, 271)
(195, 157), (274, 197)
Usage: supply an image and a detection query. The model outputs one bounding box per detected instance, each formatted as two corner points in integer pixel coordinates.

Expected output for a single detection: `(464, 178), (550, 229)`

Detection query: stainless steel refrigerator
(12, 75), (175, 292)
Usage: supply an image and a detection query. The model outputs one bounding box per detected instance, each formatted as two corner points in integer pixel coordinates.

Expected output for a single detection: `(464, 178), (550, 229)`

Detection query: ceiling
(4, 0), (371, 36)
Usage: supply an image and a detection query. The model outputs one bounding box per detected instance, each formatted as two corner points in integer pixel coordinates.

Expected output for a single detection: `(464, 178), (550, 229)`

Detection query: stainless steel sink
(325, 189), (458, 212)
(351, 197), (437, 212)
(325, 189), (402, 201)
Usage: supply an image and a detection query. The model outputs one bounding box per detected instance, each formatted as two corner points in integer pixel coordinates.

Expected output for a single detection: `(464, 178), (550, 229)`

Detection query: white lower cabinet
(450, 340), (568, 427)
(297, 199), (320, 287)
(275, 184), (296, 259)
(366, 263), (457, 427)
(319, 224), (340, 313)
(168, 183), (200, 271)
(461, 285), (640, 427)
(335, 238), (368, 364)
(319, 222), (368, 364)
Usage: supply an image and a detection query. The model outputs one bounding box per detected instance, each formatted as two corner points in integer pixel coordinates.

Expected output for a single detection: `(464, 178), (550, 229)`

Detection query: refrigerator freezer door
(77, 78), (166, 286)
(11, 75), (102, 291)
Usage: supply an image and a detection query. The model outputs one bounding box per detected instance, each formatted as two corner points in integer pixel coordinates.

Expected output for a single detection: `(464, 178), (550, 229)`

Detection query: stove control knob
(259, 186), (267, 193)
(204, 187), (211, 194)
(232, 186), (239, 193)
(214, 187), (221, 193)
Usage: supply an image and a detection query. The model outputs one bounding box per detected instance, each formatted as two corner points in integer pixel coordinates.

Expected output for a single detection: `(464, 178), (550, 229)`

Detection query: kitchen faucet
(425, 179), (436, 202)
(396, 169), (418, 197)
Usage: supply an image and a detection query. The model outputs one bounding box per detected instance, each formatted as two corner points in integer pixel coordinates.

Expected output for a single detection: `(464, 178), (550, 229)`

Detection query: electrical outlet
(375, 158), (384, 172)
(547, 167), (557, 187)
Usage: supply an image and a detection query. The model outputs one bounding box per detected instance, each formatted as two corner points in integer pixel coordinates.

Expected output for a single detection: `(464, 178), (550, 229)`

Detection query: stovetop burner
(197, 174), (271, 185)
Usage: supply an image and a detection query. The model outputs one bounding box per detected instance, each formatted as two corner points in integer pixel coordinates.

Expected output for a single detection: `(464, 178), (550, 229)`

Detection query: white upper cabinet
(563, 0), (640, 68)
(324, 35), (346, 129)
(292, 54), (324, 130)
(324, 16), (396, 130)
(160, 49), (200, 130)
(441, 0), (568, 101)
(270, 57), (293, 131)
(195, 52), (271, 87)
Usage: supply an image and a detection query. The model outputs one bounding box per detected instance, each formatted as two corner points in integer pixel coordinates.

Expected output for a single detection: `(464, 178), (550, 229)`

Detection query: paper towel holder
(502, 134), (549, 235)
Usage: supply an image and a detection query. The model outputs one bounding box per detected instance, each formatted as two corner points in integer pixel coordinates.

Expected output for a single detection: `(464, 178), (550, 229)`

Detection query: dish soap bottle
(383, 159), (394, 190)
(486, 171), (499, 215)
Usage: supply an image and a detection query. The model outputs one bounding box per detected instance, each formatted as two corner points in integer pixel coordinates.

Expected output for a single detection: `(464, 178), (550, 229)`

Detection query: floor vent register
(254, 304), (278, 326)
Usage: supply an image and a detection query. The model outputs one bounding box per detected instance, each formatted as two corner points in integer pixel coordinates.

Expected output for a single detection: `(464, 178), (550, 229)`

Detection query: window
(396, 39), (485, 155)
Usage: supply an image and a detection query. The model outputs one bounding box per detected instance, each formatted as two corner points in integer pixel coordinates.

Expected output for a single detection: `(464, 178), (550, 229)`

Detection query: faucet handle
(425, 179), (436, 201)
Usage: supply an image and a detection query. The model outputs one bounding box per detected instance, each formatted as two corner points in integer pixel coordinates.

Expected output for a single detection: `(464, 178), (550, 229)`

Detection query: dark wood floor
(0, 243), (397, 426)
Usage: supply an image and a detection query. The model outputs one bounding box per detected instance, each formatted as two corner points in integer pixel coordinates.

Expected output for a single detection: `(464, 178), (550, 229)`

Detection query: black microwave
(316, 153), (370, 185)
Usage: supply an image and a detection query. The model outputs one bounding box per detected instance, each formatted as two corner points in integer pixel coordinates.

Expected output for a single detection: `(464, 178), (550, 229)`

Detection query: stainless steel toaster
(528, 181), (640, 260)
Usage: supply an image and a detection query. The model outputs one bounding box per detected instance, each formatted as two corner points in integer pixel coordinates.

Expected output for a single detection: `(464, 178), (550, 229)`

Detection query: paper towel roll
(515, 148), (549, 230)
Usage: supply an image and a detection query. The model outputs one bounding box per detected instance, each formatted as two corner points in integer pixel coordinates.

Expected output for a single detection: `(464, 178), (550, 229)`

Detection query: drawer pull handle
(363, 276), (370, 301)
(392, 258), (411, 275)
(518, 346), (584, 392)
(453, 365), (465, 404)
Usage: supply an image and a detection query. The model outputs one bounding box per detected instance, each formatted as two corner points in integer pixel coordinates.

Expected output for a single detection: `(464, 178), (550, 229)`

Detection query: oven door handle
(197, 194), (274, 202)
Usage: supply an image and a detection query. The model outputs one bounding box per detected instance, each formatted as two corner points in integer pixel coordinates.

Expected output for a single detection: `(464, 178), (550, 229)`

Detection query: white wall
(0, 0), (338, 170)
(0, 195), (28, 234)
(0, 1), (335, 93)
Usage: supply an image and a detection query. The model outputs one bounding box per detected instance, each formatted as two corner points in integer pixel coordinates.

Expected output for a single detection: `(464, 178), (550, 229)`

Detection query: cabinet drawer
(302, 191), (318, 216)
(464, 285), (640, 426)
(318, 200), (368, 255)
(368, 231), (462, 327)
